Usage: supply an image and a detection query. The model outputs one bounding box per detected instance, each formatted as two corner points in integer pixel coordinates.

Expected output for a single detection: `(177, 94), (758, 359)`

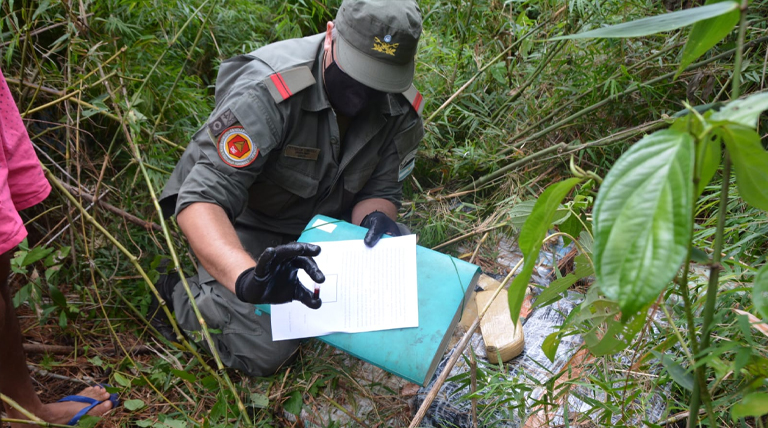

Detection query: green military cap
(334, 0), (422, 93)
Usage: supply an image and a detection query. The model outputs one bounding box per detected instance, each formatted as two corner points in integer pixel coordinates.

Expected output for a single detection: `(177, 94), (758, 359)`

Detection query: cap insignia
(217, 126), (259, 168)
(372, 37), (398, 56)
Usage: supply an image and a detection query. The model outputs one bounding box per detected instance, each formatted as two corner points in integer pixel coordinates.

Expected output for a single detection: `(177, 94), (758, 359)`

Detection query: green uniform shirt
(160, 33), (424, 236)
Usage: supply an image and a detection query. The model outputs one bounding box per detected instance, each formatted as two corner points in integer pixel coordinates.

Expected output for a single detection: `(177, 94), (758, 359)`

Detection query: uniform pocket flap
(262, 167), (319, 199)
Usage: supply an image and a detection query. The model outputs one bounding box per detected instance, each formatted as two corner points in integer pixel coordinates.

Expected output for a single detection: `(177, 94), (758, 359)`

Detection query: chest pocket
(247, 157), (320, 217)
(343, 157), (379, 194)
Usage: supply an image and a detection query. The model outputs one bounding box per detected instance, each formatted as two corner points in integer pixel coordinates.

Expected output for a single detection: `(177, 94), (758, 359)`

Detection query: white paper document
(270, 234), (419, 340)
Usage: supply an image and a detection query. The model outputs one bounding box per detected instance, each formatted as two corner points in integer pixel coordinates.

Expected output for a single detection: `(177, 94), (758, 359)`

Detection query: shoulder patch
(217, 126), (259, 168)
(263, 66), (316, 103)
(208, 108), (238, 138)
(401, 84), (424, 116)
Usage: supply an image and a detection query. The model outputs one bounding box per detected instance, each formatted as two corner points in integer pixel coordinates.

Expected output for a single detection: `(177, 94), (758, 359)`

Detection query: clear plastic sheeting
(412, 236), (669, 427)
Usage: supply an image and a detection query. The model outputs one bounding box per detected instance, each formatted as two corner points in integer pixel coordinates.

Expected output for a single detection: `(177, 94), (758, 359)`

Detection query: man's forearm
(351, 198), (397, 225)
(177, 202), (255, 293)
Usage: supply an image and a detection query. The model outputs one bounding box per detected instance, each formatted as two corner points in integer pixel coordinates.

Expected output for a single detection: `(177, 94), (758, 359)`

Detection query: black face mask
(324, 47), (382, 117)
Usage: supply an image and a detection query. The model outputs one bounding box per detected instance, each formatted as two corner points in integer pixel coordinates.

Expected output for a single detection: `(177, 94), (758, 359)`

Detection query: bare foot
(9, 385), (115, 428)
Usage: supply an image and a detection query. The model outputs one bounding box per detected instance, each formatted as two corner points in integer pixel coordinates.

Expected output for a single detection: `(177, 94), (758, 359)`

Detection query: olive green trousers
(171, 214), (410, 377)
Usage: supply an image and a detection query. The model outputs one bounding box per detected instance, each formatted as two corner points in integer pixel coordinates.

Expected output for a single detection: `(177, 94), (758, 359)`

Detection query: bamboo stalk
(94, 66), (228, 373)
(432, 223), (508, 250)
(23, 71), (117, 116)
(409, 258), (524, 427)
(148, 2), (214, 140)
(498, 41), (683, 154)
(470, 34), (768, 191)
(491, 39), (569, 123)
(470, 348), (478, 428)
(447, 0), (476, 94)
(0, 394), (69, 428)
(458, 143), (567, 192)
(689, 3), (750, 426)
(424, 20), (549, 126)
(93, 2), (250, 420)
(86, 260), (191, 419)
(59, 181), (165, 232)
(22, 343), (152, 355)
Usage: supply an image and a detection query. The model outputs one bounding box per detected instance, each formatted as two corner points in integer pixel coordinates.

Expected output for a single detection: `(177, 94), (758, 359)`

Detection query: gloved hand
(360, 211), (401, 247)
(235, 242), (325, 309)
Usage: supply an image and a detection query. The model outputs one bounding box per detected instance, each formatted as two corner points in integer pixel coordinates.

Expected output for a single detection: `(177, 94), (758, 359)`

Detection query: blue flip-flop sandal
(57, 384), (120, 426)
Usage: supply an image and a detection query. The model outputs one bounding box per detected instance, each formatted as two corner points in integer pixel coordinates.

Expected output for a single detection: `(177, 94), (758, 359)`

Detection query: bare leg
(0, 250), (113, 427)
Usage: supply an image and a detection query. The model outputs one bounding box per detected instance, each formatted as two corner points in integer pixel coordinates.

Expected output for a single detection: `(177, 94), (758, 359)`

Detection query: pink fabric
(0, 67), (51, 255)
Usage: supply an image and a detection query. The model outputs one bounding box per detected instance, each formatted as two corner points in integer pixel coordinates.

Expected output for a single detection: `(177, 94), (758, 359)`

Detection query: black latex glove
(235, 242), (325, 309)
(360, 211), (401, 247)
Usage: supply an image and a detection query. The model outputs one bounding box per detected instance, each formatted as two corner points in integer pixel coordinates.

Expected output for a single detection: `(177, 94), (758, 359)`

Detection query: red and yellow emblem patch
(217, 126), (258, 168)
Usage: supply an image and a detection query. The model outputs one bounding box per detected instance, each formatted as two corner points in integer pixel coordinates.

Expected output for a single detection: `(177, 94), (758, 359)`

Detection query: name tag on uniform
(284, 145), (320, 161)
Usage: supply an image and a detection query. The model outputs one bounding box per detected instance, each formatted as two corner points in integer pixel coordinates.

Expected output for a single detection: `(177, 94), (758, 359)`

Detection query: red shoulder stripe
(412, 91), (423, 112)
(269, 73), (292, 100)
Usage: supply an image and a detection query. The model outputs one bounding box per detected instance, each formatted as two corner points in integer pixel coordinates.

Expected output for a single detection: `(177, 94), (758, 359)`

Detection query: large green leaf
(752, 264), (768, 321)
(675, 0), (739, 78)
(711, 92), (768, 128)
(508, 178), (582, 324)
(594, 129), (694, 316)
(552, 2), (739, 40)
(721, 125), (768, 211)
(732, 392), (768, 419)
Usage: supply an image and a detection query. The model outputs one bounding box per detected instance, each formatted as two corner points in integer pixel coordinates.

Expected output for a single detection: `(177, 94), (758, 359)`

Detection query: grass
(2, 0), (768, 426)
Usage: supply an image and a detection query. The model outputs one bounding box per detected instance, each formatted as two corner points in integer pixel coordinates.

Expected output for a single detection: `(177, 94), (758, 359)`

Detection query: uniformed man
(156, 0), (424, 376)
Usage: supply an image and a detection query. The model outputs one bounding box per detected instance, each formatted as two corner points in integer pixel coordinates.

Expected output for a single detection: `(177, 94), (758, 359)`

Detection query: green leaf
(508, 257), (537, 325)
(20, 246), (55, 267)
(660, 354), (694, 391)
(552, 2), (739, 39)
(159, 418), (187, 428)
(284, 391), (303, 416)
(689, 247), (711, 264)
(124, 399), (146, 411)
(508, 200), (536, 230)
(541, 331), (561, 362)
(48, 285), (68, 308)
(509, 178), (582, 324)
(113, 372), (131, 387)
(696, 132), (722, 197)
(586, 309), (647, 356)
(752, 264), (768, 321)
(711, 92), (768, 128)
(721, 125), (768, 211)
(732, 392), (768, 419)
(170, 369), (196, 383)
(250, 393), (269, 409)
(594, 129), (694, 316)
(74, 415), (100, 428)
(676, 0), (739, 78)
(518, 178), (583, 254)
(558, 212), (583, 245)
(534, 256), (594, 309)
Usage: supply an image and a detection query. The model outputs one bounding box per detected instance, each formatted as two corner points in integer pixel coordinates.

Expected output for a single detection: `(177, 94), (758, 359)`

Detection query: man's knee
(171, 275), (301, 376)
